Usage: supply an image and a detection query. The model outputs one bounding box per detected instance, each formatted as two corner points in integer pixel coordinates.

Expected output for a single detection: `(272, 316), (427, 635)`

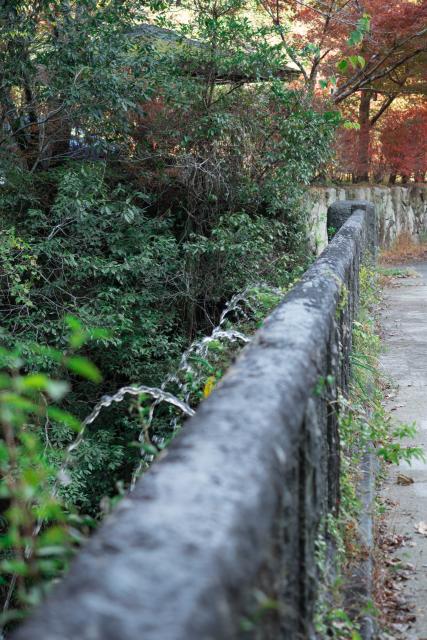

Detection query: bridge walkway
(380, 262), (427, 638)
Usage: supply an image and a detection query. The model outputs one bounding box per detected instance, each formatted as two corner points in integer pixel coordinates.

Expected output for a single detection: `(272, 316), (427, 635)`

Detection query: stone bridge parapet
(12, 201), (376, 640)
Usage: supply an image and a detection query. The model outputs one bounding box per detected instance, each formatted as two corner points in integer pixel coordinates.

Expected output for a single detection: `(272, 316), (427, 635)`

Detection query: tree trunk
(355, 91), (371, 183)
(44, 107), (72, 168)
(353, 11), (371, 184)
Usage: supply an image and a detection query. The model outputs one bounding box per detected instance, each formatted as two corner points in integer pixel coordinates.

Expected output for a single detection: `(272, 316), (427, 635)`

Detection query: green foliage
(347, 265), (424, 465)
(347, 14), (371, 47)
(326, 12), (370, 95)
(378, 266), (416, 278)
(0, 161), (186, 511)
(377, 422), (425, 465)
(0, 328), (99, 621)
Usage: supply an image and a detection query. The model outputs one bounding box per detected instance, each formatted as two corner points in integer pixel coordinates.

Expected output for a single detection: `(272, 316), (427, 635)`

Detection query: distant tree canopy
(334, 99), (427, 183)
(379, 103), (427, 182)
(259, 0), (427, 182)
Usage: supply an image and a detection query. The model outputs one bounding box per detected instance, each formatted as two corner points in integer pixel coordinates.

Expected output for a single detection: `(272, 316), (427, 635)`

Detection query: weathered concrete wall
(307, 185), (427, 253)
(12, 203), (374, 640)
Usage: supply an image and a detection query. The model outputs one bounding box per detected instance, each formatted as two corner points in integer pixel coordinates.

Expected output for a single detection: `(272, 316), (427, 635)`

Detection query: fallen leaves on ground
(380, 235), (427, 265)
(390, 404), (406, 411)
(375, 520), (417, 639)
(397, 473), (414, 485)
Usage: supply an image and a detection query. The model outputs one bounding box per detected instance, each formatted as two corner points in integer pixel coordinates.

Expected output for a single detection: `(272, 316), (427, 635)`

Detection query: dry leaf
(391, 404), (406, 411)
(397, 473), (414, 486)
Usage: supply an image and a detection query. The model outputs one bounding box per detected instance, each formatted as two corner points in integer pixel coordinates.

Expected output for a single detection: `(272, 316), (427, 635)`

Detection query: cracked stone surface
(380, 262), (427, 638)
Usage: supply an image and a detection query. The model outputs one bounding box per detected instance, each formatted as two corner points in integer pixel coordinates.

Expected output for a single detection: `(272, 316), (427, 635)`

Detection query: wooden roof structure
(130, 23), (301, 83)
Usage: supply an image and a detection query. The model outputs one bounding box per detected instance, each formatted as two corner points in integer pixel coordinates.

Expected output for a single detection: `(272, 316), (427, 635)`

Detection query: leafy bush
(0, 327), (99, 623)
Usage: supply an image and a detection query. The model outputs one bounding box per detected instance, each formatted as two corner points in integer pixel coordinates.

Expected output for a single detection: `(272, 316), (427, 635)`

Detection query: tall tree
(259, 0), (427, 180)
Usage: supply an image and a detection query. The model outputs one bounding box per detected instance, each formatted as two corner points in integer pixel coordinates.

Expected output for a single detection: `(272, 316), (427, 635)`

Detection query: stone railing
(12, 201), (377, 640)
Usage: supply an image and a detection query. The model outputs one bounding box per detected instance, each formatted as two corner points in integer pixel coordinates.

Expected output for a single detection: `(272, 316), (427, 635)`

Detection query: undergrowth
(110, 277), (304, 487)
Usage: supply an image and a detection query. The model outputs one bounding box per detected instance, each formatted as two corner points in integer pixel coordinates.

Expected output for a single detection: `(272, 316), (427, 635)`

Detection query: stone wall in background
(308, 185), (427, 253)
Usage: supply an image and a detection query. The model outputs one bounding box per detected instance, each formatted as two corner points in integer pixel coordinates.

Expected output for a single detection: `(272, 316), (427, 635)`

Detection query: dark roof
(130, 23), (203, 49)
(130, 23), (300, 83)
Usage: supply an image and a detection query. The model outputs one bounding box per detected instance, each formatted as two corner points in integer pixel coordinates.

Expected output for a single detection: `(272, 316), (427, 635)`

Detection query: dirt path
(380, 263), (427, 638)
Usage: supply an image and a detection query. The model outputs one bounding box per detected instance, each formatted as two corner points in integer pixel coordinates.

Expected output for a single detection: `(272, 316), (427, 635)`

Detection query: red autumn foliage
(261, 0), (427, 101)
(261, 0), (427, 181)
(333, 103), (427, 181)
(333, 126), (359, 178)
(379, 104), (427, 181)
